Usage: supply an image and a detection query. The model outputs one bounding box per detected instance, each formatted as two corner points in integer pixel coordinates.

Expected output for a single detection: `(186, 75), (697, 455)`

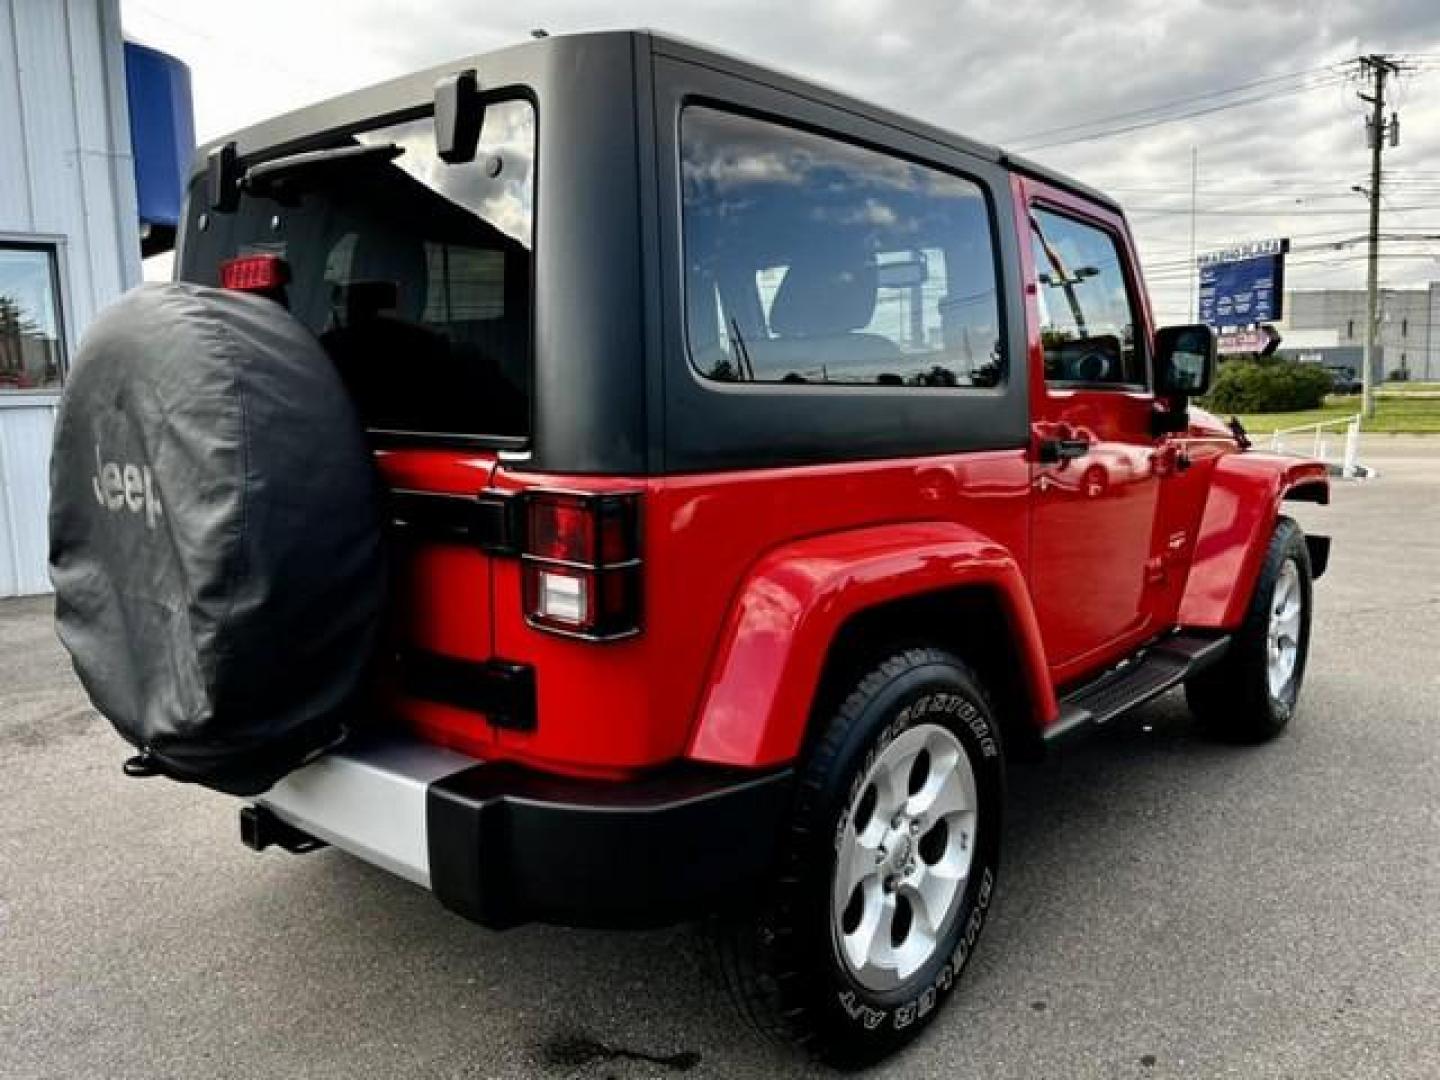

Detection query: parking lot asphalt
(3, 436), (1438, 1080)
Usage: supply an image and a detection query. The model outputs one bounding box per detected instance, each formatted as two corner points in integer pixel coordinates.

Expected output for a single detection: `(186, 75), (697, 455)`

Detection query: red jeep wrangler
(50, 31), (1330, 1066)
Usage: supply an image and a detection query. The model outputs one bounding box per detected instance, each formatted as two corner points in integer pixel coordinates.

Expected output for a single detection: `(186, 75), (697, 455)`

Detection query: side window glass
(1030, 208), (1145, 387)
(681, 107), (1003, 388)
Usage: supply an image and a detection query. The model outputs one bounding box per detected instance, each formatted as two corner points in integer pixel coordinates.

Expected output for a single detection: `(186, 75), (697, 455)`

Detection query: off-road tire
(1186, 515), (1313, 742)
(711, 647), (1004, 1068)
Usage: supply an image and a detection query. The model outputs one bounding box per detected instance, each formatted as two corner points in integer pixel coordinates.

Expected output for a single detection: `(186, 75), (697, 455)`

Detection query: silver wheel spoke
(872, 754), (911, 821)
(835, 829), (881, 901)
(912, 757), (973, 822)
(899, 870), (955, 936)
(843, 884), (894, 973)
(931, 811), (977, 876)
(1272, 573), (1292, 616)
(892, 907), (937, 981)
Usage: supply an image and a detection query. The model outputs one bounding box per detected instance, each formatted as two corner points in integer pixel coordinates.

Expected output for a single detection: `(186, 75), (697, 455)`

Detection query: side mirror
(434, 69), (484, 164)
(1154, 323), (1217, 398)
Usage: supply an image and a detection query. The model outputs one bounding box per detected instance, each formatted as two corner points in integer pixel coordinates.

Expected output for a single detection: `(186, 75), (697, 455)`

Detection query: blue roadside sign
(1197, 239), (1288, 328)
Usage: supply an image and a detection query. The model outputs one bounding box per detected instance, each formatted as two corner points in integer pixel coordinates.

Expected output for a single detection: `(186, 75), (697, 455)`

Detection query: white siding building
(1280, 285), (1440, 382)
(0, 0), (140, 595)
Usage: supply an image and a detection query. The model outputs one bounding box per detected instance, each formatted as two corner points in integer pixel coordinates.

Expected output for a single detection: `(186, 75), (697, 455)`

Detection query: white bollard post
(1342, 419), (1360, 479)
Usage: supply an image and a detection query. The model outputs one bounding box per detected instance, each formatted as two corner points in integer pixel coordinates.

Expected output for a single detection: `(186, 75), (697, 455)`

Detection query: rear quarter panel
(482, 452), (1034, 773)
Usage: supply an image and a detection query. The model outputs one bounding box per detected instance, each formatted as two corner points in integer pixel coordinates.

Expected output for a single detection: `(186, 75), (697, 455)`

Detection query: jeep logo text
(92, 443), (163, 529)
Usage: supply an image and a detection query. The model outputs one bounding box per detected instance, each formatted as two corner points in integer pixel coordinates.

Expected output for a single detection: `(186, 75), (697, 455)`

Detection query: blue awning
(124, 41), (195, 250)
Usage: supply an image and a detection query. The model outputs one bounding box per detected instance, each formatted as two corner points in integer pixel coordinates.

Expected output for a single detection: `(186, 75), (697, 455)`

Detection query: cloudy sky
(122, 0), (1440, 322)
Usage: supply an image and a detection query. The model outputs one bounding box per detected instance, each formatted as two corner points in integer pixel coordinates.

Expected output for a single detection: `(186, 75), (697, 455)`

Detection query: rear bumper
(248, 735), (793, 929)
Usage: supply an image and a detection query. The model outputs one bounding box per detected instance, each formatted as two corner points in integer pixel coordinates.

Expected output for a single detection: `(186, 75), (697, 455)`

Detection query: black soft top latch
(206, 141), (241, 212)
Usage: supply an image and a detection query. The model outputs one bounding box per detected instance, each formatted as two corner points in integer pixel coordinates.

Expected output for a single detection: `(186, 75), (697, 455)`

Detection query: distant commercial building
(1278, 285), (1440, 382)
(0, 0), (192, 596)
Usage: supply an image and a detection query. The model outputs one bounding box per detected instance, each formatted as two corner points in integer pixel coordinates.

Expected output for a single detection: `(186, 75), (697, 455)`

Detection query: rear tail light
(219, 253), (290, 293)
(522, 491), (641, 640)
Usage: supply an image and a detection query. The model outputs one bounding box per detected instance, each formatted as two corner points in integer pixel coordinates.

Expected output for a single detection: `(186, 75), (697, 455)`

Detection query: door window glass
(1030, 208), (1145, 387)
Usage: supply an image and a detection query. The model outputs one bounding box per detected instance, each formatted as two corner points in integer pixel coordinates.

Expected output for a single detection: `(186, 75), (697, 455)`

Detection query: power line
(1145, 251), (1438, 275)
(1141, 252), (1440, 284)
(1006, 63), (1343, 145)
(1127, 204), (1440, 216)
(1146, 224), (1400, 245)
(1134, 229), (1435, 262)
(1139, 230), (1440, 271)
(1011, 73), (1346, 151)
(1143, 239), (1440, 270)
(1140, 237), (1440, 276)
(1106, 189), (1368, 199)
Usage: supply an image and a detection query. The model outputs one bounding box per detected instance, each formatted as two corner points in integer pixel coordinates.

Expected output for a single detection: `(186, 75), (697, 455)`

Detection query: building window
(1401, 317), (1408, 337)
(0, 243), (66, 391)
(1346, 319), (1354, 339)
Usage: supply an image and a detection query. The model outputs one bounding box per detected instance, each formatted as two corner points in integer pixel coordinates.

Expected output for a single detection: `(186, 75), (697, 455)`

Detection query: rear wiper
(243, 142), (403, 195)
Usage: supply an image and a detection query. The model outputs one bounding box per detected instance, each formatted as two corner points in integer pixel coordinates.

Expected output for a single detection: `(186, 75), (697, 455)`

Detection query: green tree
(0, 294), (49, 386)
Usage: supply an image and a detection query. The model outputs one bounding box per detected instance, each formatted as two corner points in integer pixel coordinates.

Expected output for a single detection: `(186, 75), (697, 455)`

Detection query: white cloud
(122, 0), (1440, 320)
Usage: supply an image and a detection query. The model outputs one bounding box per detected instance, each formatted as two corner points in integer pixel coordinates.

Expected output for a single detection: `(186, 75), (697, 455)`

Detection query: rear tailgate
(378, 448), (505, 751)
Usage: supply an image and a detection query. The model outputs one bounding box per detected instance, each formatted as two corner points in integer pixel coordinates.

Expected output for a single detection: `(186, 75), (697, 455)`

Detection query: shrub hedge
(1201, 359), (1333, 413)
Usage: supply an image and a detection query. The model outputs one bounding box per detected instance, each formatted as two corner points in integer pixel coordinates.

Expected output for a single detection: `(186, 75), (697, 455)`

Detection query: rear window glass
(179, 99), (535, 440)
(681, 107), (1002, 388)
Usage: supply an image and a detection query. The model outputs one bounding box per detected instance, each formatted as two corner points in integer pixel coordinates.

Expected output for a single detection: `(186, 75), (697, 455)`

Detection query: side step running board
(1045, 633), (1231, 747)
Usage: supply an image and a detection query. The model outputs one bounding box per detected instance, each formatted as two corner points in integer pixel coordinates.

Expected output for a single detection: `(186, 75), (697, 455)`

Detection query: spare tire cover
(49, 283), (385, 795)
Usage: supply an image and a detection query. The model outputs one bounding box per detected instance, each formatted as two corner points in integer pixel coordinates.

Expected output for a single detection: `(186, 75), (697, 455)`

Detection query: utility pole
(1357, 54), (1401, 420)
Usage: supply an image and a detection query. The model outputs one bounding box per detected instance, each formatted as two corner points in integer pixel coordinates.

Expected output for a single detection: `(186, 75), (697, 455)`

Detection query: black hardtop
(189, 29), (1119, 214)
(178, 30), (1115, 476)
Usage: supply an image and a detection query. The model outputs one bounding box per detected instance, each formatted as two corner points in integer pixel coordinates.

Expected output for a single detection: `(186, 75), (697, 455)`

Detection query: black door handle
(1038, 438), (1090, 464)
